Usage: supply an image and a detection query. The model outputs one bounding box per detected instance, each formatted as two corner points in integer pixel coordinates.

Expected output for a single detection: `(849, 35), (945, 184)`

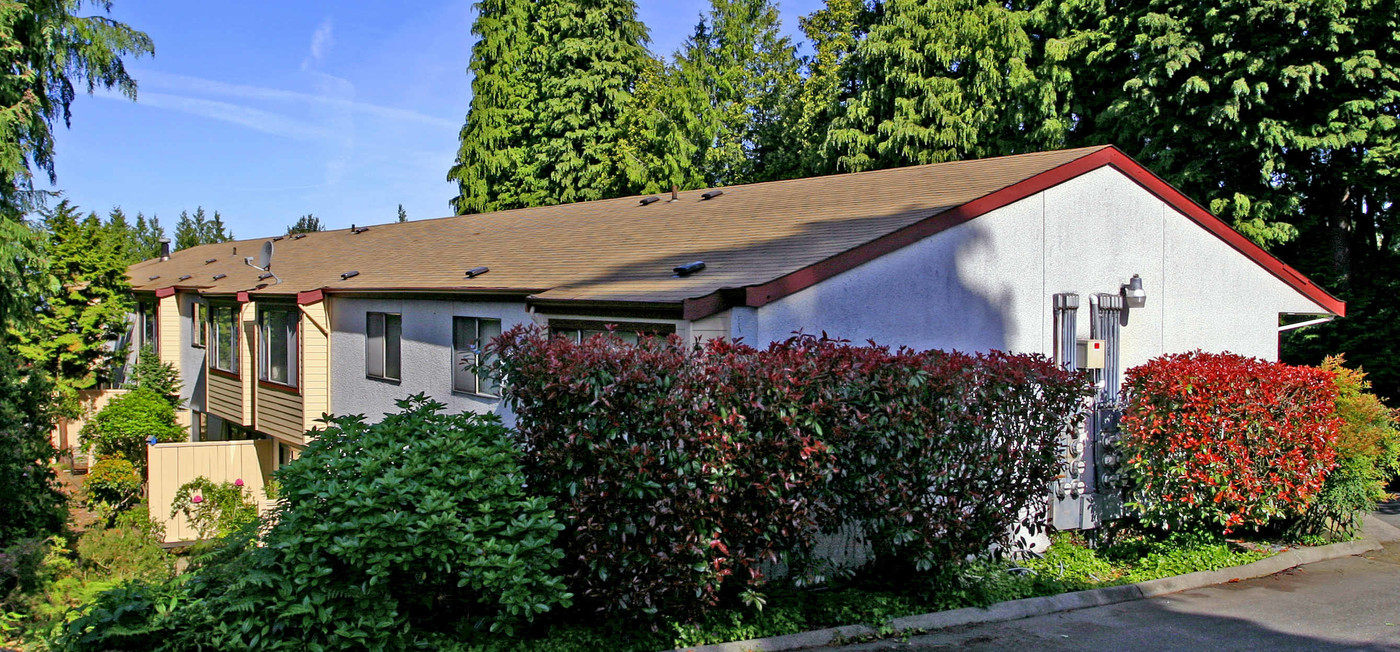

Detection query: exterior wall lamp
(1122, 274), (1146, 308)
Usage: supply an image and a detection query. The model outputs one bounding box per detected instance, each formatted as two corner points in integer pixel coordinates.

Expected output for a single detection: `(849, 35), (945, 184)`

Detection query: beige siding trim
(238, 303), (256, 423)
(146, 439), (275, 543)
(300, 302), (330, 436)
(158, 295), (189, 430)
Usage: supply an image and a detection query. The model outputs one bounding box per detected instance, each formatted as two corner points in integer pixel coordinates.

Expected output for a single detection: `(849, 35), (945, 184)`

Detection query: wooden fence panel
(146, 439), (275, 544)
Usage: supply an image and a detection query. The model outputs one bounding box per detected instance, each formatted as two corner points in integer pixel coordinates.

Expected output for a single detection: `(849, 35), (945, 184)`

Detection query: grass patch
(456, 532), (1271, 651)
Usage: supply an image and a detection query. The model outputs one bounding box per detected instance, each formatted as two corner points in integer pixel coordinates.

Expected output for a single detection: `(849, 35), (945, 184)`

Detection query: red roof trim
(236, 291), (251, 304)
(296, 289), (324, 305)
(686, 146), (1343, 320)
(154, 287), (176, 298)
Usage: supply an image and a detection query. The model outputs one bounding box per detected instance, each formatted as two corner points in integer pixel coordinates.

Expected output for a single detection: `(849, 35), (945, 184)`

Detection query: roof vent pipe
(701, 190), (723, 200)
(673, 261), (706, 277)
(158, 238), (170, 261)
(340, 270), (360, 280)
(464, 266), (490, 278)
(669, 185), (679, 203)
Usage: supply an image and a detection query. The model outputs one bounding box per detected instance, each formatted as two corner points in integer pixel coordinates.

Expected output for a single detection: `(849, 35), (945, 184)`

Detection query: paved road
(841, 540), (1400, 651)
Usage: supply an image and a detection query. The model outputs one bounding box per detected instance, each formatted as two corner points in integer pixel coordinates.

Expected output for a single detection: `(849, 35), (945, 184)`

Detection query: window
(210, 305), (239, 373)
(453, 317), (501, 396)
(549, 320), (675, 345)
(138, 300), (158, 349)
(192, 302), (208, 348)
(366, 312), (401, 381)
(259, 307), (297, 387)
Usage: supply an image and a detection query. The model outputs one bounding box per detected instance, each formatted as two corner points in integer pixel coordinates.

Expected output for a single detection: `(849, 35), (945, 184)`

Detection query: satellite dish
(256, 240), (274, 271)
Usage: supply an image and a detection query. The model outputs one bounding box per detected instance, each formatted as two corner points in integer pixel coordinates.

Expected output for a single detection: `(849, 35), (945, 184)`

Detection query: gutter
(1278, 316), (1335, 333)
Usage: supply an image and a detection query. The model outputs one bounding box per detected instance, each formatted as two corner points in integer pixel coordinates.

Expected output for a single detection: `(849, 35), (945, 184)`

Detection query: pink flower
(234, 478), (244, 487)
(192, 495), (203, 504)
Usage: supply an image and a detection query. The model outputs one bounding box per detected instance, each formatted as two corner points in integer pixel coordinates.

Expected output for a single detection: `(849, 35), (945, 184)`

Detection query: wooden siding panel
(239, 304), (256, 421)
(300, 303), (330, 435)
(256, 384), (304, 442)
(206, 372), (242, 423)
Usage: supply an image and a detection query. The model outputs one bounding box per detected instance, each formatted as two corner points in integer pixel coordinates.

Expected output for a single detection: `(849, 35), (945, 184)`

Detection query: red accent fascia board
(236, 291), (251, 304)
(684, 146), (1343, 321)
(154, 287), (176, 298)
(296, 289), (324, 305)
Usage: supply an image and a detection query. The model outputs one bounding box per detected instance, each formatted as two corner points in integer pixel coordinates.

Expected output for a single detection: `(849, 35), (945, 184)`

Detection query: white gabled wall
(750, 167), (1332, 366)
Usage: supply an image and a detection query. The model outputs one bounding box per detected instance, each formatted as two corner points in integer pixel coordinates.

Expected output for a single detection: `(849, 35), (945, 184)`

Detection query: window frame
(192, 301), (208, 348)
(452, 316), (502, 397)
(138, 299), (158, 350)
(548, 319), (676, 344)
(208, 304), (240, 375)
(365, 312), (402, 382)
(258, 306), (298, 389)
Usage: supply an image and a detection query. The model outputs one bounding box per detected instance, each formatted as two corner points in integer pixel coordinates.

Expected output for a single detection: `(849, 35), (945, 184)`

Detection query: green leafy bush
(84, 457), (141, 511)
(80, 389), (185, 476)
(169, 476), (257, 540)
(127, 345), (183, 410)
(56, 395), (573, 650)
(1118, 352), (1341, 533)
(1288, 356), (1400, 539)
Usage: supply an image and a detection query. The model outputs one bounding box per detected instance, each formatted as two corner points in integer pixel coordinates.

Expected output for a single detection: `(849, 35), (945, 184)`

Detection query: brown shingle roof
(129, 146), (1113, 312)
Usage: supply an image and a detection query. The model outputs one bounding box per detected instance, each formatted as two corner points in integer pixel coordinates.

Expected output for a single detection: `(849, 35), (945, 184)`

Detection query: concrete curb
(672, 532), (1384, 652)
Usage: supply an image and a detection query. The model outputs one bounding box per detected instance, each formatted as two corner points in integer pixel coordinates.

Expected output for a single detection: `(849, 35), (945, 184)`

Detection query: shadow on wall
(548, 214), (1010, 353)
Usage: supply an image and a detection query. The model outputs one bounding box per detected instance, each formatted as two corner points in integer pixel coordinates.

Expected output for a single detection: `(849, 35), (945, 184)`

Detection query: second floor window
(138, 300), (158, 350)
(365, 312), (401, 381)
(259, 308), (297, 387)
(210, 305), (238, 373)
(453, 316), (501, 396)
(192, 302), (207, 348)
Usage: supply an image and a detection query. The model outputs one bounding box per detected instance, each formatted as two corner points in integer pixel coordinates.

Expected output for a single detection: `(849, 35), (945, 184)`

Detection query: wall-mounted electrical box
(1077, 339), (1105, 369)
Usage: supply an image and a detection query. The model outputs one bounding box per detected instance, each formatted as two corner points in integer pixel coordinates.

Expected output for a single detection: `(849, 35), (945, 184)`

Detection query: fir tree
(132, 212), (166, 261)
(397, 204), (407, 222)
(447, 0), (540, 215)
(286, 214), (325, 234)
(790, 0), (866, 176)
(824, 0), (1065, 172)
(672, 0), (802, 186)
(12, 200), (133, 415)
(174, 207), (233, 249)
(528, 0), (654, 205)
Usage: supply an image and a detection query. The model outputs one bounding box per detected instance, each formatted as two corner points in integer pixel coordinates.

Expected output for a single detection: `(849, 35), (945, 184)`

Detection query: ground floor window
(548, 319), (676, 345)
(452, 316), (502, 396)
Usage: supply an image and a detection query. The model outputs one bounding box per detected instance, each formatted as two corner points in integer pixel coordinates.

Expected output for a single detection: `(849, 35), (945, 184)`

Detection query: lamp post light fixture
(1122, 274), (1147, 308)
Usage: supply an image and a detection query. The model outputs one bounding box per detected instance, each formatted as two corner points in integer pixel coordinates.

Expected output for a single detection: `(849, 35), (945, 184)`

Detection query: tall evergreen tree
(824, 0), (1066, 172)
(670, 0), (802, 186)
(286, 214), (325, 234)
(12, 200), (133, 414)
(447, 0), (540, 215)
(528, 0), (654, 205)
(397, 204), (407, 222)
(174, 207), (233, 249)
(789, 0), (866, 176)
(131, 211), (166, 261)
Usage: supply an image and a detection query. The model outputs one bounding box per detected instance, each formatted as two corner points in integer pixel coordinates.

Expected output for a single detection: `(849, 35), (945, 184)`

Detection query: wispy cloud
(308, 19), (334, 64)
(132, 69), (457, 130)
(99, 90), (338, 142)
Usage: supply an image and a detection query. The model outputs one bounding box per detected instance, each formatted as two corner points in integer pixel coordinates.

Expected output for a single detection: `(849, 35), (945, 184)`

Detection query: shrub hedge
(494, 328), (1092, 620)
(1118, 351), (1341, 532)
(81, 389), (185, 476)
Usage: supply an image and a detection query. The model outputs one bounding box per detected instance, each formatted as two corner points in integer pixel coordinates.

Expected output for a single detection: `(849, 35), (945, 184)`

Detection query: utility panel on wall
(1077, 339), (1106, 369)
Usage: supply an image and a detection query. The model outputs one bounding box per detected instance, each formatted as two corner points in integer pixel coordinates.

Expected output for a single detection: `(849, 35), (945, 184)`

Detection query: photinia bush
(1118, 351), (1341, 533)
(493, 327), (1091, 620)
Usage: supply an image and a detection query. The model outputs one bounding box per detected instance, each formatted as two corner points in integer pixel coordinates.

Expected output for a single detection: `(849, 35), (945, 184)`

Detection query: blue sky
(45, 0), (823, 240)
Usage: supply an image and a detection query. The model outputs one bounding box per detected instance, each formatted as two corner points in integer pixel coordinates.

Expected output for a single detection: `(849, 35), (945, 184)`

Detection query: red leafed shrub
(493, 327), (1091, 619)
(1119, 351), (1342, 532)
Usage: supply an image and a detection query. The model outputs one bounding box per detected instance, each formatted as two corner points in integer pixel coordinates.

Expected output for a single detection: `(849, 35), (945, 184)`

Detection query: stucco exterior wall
(328, 297), (533, 423)
(750, 167), (1331, 365)
(176, 292), (207, 416)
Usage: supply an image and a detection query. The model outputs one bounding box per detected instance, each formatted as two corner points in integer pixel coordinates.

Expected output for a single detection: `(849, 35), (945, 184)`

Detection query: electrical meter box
(1077, 339), (1105, 369)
